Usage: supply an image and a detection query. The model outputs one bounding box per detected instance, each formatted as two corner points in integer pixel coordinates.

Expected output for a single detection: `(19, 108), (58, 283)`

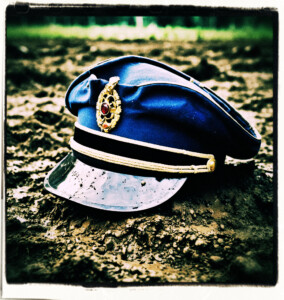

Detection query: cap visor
(44, 152), (187, 212)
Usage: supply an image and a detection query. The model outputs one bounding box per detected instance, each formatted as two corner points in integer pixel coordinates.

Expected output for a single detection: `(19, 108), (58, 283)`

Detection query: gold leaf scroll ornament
(96, 76), (122, 133)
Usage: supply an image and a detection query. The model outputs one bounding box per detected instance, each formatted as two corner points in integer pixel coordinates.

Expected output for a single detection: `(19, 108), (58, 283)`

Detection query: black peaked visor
(44, 152), (187, 212)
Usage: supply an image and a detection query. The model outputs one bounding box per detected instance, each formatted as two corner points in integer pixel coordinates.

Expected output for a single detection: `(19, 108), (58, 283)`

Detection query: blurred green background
(6, 15), (273, 41)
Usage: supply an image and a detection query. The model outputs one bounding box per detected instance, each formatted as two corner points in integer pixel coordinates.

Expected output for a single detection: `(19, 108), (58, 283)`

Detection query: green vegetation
(6, 24), (272, 42)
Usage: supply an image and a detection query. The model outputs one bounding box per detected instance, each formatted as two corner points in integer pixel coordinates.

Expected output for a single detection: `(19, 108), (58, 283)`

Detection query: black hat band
(71, 122), (216, 175)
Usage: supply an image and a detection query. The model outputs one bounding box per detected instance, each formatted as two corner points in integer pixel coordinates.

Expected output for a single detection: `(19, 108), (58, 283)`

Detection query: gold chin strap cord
(70, 137), (216, 174)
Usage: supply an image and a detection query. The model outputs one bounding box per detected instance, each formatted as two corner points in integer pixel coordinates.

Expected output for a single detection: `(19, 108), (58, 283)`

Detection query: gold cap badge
(96, 76), (121, 133)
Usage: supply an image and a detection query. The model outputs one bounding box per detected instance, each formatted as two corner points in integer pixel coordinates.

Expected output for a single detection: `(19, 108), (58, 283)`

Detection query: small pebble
(195, 238), (206, 246)
(183, 246), (190, 254)
(154, 254), (162, 262)
(97, 247), (105, 254)
(217, 238), (224, 244)
(210, 255), (223, 263)
(113, 230), (122, 238)
(127, 244), (133, 253)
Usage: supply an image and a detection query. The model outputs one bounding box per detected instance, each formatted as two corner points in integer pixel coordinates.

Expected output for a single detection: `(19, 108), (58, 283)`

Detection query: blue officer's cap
(45, 55), (261, 212)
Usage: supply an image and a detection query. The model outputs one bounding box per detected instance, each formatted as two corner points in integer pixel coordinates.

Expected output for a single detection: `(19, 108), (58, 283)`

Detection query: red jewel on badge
(101, 102), (109, 115)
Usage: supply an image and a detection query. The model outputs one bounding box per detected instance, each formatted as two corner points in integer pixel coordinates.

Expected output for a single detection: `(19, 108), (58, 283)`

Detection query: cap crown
(66, 55), (261, 160)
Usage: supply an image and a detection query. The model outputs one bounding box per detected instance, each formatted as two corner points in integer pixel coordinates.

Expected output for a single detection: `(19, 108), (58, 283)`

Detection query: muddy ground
(5, 38), (275, 285)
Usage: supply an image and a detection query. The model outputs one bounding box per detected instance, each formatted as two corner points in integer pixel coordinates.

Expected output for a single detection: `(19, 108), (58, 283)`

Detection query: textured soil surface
(5, 38), (275, 285)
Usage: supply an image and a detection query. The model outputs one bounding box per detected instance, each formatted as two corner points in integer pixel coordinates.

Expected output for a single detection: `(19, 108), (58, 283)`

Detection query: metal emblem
(96, 76), (121, 133)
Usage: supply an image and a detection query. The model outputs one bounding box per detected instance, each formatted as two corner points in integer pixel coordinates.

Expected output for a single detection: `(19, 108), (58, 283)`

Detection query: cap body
(44, 55), (261, 211)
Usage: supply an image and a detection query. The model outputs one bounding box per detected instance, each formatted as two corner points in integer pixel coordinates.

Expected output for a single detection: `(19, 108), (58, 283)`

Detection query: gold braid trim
(70, 138), (216, 174)
(75, 122), (215, 161)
